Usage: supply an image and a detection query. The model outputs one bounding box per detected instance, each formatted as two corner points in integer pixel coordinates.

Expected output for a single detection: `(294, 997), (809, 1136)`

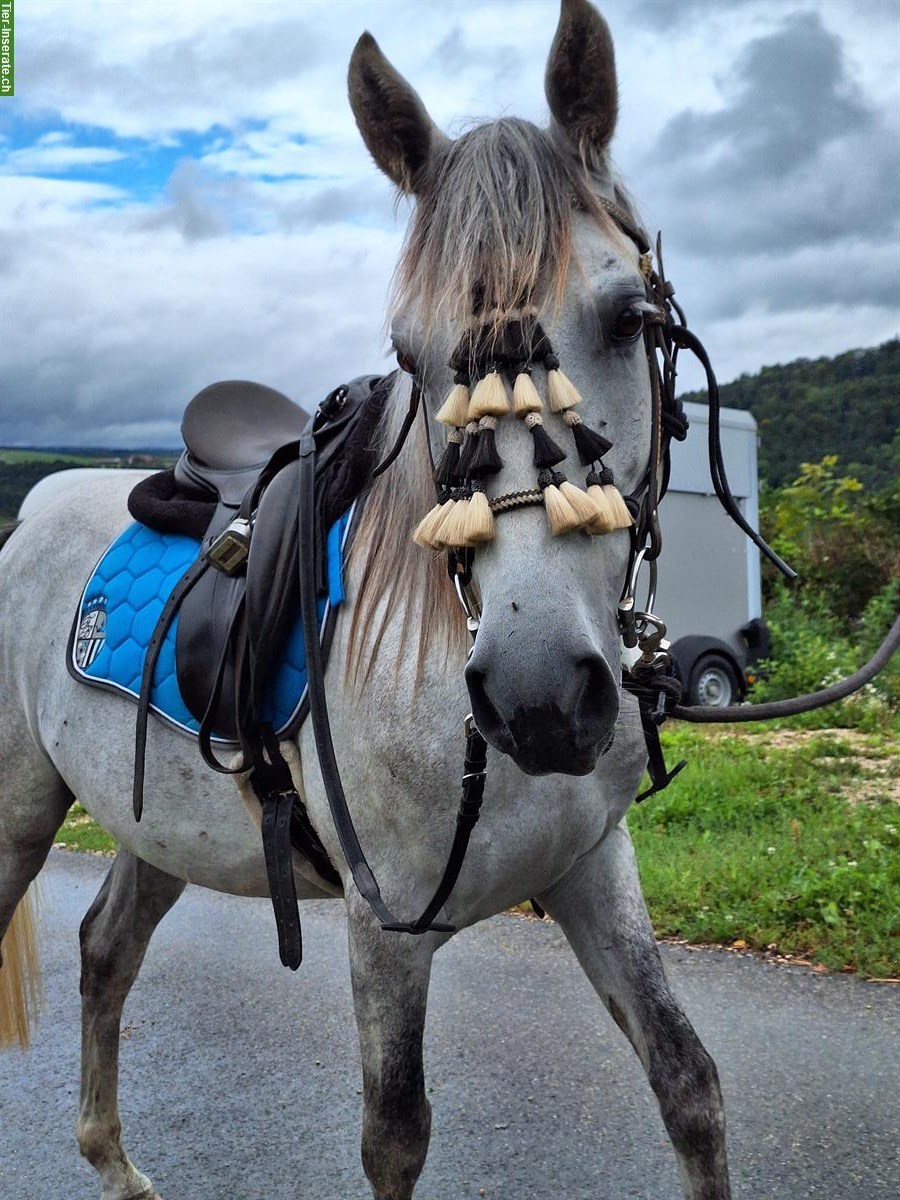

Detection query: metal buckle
(207, 517), (251, 575)
(634, 612), (671, 672)
(454, 574), (481, 641)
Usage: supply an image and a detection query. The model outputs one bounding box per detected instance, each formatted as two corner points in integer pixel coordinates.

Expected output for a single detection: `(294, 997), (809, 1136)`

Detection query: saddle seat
(174, 380), (310, 507)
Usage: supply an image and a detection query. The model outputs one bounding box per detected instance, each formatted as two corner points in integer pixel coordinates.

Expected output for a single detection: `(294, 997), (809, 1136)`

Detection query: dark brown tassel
(457, 421), (480, 478)
(432, 429), (464, 485)
(563, 411), (612, 465)
(524, 412), (566, 469)
(469, 416), (504, 477)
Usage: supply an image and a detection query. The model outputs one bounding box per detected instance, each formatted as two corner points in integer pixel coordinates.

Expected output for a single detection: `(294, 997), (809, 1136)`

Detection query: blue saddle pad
(70, 509), (354, 742)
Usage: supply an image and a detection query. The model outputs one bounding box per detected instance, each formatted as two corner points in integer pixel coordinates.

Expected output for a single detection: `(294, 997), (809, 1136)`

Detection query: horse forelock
(391, 117), (624, 343)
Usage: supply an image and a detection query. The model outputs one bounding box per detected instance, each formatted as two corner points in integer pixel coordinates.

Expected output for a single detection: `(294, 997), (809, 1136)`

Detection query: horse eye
(395, 349), (417, 375)
(612, 307), (644, 342)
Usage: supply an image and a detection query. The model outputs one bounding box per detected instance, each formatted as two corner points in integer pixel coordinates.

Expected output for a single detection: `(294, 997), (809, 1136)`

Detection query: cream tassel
(435, 376), (471, 427)
(585, 480), (617, 534)
(436, 495), (473, 548)
(413, 498), (455, 549)
(544, 353), (582, 413)
(463, 488), (495, 544)
(558, 480), (603, 528)
(539, 470), (582, 537)
(586, 467), (632, 533)
(512, 369), (542, 416)
(467, 368), (510, 420)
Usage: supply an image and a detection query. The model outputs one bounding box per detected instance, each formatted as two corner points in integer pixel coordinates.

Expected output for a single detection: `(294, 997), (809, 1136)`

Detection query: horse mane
(345, 371), (466, 691)
(347, 118), (630, 689)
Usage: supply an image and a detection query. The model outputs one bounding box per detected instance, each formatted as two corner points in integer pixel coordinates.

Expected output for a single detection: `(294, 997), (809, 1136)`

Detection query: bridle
(291, 197), (899, 959)
(386, 196), (898, 788)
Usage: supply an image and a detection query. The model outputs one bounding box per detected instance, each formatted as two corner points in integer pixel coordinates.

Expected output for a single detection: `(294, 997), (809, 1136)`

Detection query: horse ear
(545, 0), (618, 160)
(348, 32), (445, 193)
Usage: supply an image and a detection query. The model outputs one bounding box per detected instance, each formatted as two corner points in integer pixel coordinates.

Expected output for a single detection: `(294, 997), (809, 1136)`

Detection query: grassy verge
(630, 726), (899, 979)
(55, 803), (116, 855)
(54, 729), (899, 978)
(0, 449), (100, 465)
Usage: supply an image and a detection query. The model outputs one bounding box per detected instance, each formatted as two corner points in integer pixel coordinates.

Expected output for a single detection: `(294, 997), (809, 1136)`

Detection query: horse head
(349, 0), (653, 777)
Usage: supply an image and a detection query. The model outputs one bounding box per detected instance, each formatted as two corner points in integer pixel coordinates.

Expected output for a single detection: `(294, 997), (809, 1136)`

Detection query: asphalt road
(1, 850), (897, 1200)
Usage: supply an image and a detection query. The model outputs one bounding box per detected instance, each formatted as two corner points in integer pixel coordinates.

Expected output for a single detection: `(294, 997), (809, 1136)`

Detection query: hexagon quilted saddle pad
(69, 511), (353, 742)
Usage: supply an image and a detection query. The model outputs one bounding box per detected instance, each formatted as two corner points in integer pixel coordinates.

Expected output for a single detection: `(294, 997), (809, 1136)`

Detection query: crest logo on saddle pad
(75, 596), (107, 669)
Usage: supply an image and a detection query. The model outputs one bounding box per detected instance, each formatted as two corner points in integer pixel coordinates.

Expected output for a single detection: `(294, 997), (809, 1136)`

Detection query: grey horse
(0, 3), (730, 1197)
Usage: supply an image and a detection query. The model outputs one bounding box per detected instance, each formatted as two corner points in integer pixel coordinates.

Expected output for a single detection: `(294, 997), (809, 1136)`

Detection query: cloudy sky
(1, 0), (898, 447)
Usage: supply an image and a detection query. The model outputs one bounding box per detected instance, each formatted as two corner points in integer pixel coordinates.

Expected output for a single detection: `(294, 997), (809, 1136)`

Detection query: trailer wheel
(689, 654), (740, 707)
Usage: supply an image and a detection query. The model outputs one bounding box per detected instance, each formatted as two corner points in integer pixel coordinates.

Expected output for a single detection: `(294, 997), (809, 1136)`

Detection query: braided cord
(489, 489), (544, 514)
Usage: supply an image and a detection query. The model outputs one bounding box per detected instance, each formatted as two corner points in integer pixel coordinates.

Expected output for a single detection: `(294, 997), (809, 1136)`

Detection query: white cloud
(3, 143), (126, 173)
(0, 176), (130, 227)
(1, 0), (898, 446)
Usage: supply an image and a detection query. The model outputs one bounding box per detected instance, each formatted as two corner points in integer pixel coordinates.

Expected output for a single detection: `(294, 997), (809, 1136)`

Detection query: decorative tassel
(463, 486), (495, 544)
(432, 429), (464, 485)
(413, 494), (455, 549)
(469, 416), (504, 477)
(586, 466), (633, 533)
(538, 469), (583, 537)
(512, 369), (543, 416)
(435, 373), (471, 427)
(559, 480), (603, 528)
(457, 421), (480, 478)
(543, 352), (582, 413)
(438, 492), (474, 548)
(467, 367), (510, 420)
(584, 475), (616, 534)
(563, 410), (613, 465)
(524, 412), (566, 469)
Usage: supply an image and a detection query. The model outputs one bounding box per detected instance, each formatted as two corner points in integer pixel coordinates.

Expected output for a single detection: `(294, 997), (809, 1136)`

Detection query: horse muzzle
(465, 650), (619, 776)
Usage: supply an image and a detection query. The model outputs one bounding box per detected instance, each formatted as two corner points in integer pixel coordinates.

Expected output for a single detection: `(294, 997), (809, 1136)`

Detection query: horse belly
(50, 690), (275, 896)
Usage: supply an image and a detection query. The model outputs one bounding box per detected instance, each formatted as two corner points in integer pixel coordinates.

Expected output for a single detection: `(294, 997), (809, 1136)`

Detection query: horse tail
(1, 884), (42, 1049)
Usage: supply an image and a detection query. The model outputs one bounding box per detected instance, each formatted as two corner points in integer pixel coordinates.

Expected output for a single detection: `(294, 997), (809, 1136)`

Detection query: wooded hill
(679, 338), (899, 491)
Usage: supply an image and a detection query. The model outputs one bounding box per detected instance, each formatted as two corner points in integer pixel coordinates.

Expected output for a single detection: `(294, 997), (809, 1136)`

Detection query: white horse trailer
(657, 401), (769, 707)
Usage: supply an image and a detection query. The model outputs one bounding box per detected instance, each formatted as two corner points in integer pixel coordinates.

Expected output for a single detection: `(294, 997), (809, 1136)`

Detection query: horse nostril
(573, 656), (619, 732)
(464, 665), (517, 756)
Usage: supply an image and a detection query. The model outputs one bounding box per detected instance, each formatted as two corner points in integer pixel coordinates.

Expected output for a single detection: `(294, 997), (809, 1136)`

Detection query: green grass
(55, 730), (899, 978)
(55, 803), (116, 854)
(0, 448), (101, 464)
(630, 727), (899, 978)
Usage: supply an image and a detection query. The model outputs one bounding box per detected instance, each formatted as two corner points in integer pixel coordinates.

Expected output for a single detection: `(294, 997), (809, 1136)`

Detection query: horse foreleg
(538, 823), (731, 1200)
(77, 849), (185, 1200)
(347, 894), (437, 1200)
